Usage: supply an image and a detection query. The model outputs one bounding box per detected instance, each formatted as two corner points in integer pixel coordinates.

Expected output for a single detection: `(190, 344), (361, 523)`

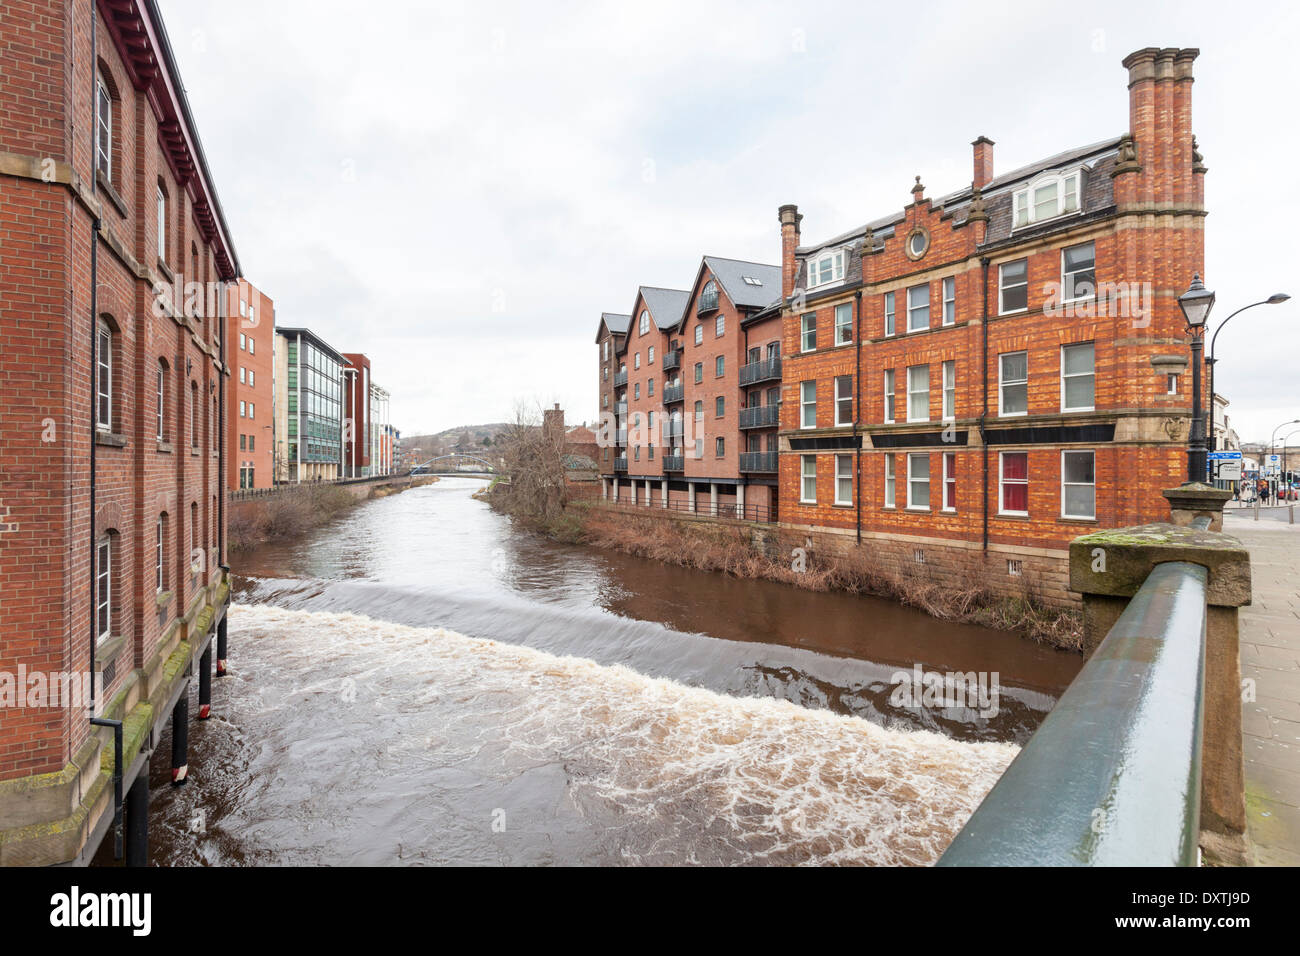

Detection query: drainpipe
(218, 280), (226, 566)
(980, 256), (990, 553)
(854, 289), (862, 545)
(88, 0), (99, 709)
(89, 717), (123, 858)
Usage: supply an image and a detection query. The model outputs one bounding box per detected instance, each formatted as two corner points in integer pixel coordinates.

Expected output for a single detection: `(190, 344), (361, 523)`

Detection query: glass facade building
(277, 328), (345, 481)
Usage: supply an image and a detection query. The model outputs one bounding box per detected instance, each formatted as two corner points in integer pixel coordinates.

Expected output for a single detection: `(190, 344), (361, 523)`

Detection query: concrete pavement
(1223, 511), (1300, 865)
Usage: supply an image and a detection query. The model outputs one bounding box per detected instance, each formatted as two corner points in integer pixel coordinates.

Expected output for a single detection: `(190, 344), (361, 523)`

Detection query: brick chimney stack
(1116, 47), (1200, 209)
(778, 204), (802, 300)
(972, 136), (994, 190)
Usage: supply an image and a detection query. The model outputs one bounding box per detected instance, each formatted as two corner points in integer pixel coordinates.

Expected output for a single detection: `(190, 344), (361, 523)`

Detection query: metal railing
(613, 370), (628, 387)
(662, 350), (681, 371)
(613, 457), (628, 472)
(662, 384), (685, 404)
(738, 405), (780, 429)
(938, 560), (1208, 867)
(615, 402), (628, 418)
(596, 494), (773, 524)
(739, 357), (782, 386)
(739, 451), (778, 473)
(662, 455), (684, 471)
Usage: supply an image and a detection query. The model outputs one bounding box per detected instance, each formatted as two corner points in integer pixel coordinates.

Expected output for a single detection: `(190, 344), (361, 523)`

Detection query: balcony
(738, 404), (780, 429)
(614, 457), (628, 472)
(663, 455), (685, 472)
(616, 429), (627, 446)
(615, 401), (628, 418)
(662, 384), (685, 404)
(662, 350), (681, 372)
(739, 357), (782, 386)
(614, 370), (628, 388)
(739, 451), (778, 473)
(662, 421), (684, 442)
(696, 292), (719, 315)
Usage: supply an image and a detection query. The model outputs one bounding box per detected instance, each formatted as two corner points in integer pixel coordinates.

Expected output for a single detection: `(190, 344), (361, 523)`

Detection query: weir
(939, 484), (1251, 866)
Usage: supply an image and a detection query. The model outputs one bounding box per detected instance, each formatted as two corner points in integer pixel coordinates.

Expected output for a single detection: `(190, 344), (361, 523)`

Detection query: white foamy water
(200, 603), (1017, 866)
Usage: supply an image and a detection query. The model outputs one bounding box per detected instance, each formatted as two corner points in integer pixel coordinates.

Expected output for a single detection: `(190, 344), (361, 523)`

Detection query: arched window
(96, 317), (118, 432)
(699, 280), (719, 313)
(638, 310), (650, 335)
(95, 531), (118, 645)
(95, 73), (114, 180)
(1013, 168), (1084, 228)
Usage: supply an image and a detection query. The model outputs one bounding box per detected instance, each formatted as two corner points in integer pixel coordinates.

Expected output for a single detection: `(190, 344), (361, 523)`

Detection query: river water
(139, 477), (1080, 866)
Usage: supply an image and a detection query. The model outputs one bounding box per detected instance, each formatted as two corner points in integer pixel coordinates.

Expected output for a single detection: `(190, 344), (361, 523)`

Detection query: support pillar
(710, 483), (718, 517)
(601, 477), (608, 500)
(687, 482), (695, 513)
(216, 615), (228, 677)
(661, 479), (668, 508)
(125, 772), (149, 867)
(644, 480), (652, 507)
(737, 483), (746, 519)
(171, 694), (189, 787)
(612, 479), (619, 503)
(198, 645), (212, 720)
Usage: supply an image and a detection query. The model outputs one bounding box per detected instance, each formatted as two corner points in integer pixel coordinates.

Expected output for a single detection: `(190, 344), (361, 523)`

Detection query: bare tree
(496, 400), (569, 523)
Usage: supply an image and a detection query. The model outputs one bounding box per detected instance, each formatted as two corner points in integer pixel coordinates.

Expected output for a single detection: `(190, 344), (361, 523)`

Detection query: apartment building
(274, 328), (345, 482)
(342, 352), (372, 477)
(0, 0), (238, 864)
(595, 312), (630, 473)
(225, 279), (275, 489)
(370, 383), (393, 475)
(776, 47), (1205, 596)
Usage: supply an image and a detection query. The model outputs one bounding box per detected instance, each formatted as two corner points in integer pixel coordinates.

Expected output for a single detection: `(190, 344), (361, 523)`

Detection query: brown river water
(110, 477), (1082, 866)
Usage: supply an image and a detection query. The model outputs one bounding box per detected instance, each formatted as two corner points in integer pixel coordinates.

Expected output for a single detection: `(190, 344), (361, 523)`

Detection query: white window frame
(190, 385), (198, 449)
(884, 291), (895, 337)
(884, 455), (896, 508)
(906, 364), (930, 423)
(942, 360), (955, 421)
(1167, 373), (1179, 395)
(715, 314), (725, 337)
(239, 367), (246, 384)
(634, 352), (641, 370)
(95, 75), (112, 180)
(800, 313), (817, 353)
(806, 249), (845, 289)
(156, 365), (165, 440)
(942, 276), (955, 326)
(96, 537), (111, 644)
(1013, 169), (1083, 229)
(883, 369), (895, 424)
(834, 375), (853, 426)
(648, 346), (655, 365)
(999, 351), (1028, 417)
(694, 324), (703, 346)
(907, 452), (930, 511)
(800, 380), (817, 429)
(907, 284), (930, 332)
(834, 302), (852, 345)
(998, 451), (1029, 517)
(1061, 449), (1097, 520)
(942, 451), (956, 512)
(639, 310), (650, 335)
(1061, 241), (1096, 304)
(834, 454), (853, 506)
(156, 185), (167, 264)
(96, 323), (112, 431)
(248, 369), (255, 387)
(800, 454), (817, 503)
(156, 517), (165, 592)
(998, 259), (1029, 315)
(1060, 342), (1096, 413)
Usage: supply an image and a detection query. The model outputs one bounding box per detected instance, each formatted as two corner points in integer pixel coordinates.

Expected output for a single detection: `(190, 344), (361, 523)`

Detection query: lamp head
(1267, 293), (1291, 305)
(1178, 273), (1216, 329)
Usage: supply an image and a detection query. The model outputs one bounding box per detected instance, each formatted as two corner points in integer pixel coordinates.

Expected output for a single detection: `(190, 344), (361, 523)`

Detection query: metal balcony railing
(616, 429), (627, 446)
(662, 384), (685, 404)
(613, 370), (628, 387)
(738, 404), (780, 429)
(613, 457), (628, 472)
(615, 402), (628, 418)
(738, 451), (778, 473)
(739, 357), (782, 386)
(662, 455), (685, 472)
(661, 350), (681, 371)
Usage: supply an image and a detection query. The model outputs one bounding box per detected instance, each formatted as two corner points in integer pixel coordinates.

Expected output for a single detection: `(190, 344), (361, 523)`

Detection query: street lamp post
(1177, 274), (1215, 483)
(1206, 292), (1290, 449)
(1270, 419), (1300, 491)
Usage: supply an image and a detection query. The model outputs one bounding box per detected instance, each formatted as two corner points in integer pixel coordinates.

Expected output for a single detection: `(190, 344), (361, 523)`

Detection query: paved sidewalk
(1223, 512), (1300, 866)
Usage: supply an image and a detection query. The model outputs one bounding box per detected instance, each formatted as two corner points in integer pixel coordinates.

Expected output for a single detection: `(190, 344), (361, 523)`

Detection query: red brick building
(342, 351), (372, 477)
(226, 278), (274, 489)
(0, 0), (238, 864)
(775, 47), (1205, 598)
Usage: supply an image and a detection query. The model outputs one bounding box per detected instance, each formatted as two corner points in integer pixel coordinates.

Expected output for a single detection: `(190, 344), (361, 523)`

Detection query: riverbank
(228, 475), (438, 551)
(491, 488), (1082, 651)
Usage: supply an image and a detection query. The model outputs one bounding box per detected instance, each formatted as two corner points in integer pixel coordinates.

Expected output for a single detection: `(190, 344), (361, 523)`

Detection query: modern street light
(1177, 274), (1215, 483)
(1207, 291), (1290, 449)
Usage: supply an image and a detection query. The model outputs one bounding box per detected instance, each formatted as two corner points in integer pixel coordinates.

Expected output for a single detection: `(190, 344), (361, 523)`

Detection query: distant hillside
(402, 423), (511, 463)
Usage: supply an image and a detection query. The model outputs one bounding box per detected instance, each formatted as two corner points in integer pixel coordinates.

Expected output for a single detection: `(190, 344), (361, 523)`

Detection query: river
(135, 477), (1081, 866)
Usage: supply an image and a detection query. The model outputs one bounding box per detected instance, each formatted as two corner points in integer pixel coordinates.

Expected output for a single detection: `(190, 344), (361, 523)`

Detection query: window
(190, 384), (198, 449)
(1061, 342), (1095, 411)
(715, 314), (725, 337)
(240, 299), (247, 317)
(942, 360), (956, 421)
(248, 306), (255, 327)
(999, 452), (1029, 515)
(634, 352), (641, 370)
(1062, 242), (1096, 302)
(806, 249), (845, 288)
(95, 76), (112, 179)
(248, 434), (255, 451)
(699, 280), (719, 313)
(240, 433), (247, 451)
(883, 369), (895, 423)
(639, 310), (650, 335)
(907, 365), (930, 422)
(884, 291), (895, 337)
(907, 453), (930, 509)
(999, 351), (1028, 416)
(943, 452), (956, 511)
(240, 400), (246, 418)
(942, 276), (956, 325)
(96, 537), (111, 644)
(156, 517), (165, 592)
(248, 401), (255, 419)
(1167, 373), (1179, 395)
(648, 377), (655, 397)
(634, 383), (640, 400)
(239, 367), (246, 384)
(249, 370), (255, 387)
(156, 184), (167, 264)
(694, 362), (703, 384)
(715, 437), (725, 457)
(1062, 450), (1096, 519)
(801, 455), (817, 503)
(999, 259), (1028, 314)
(884, 455), (896, 508)
(240, 333), (246, 350)
(603, 340), (609, 360)
(156, 363), (166, 440)
(835, 303), (852, 345)
(715, 396), (725, 417)
(835, 455), (853, 506)
(694, 324), (703, 346)
(648, 346), (655, 365)
(715, 355), (725, 377)
(248, 337), (255, 355)
(96, 323), (112, 431)
(907, 284), (930, 332)
(800, 381), (817, 429)
(834, 375), (853, 426)
(801, 313), (817, 352)
(1013, 170), (1082, 228)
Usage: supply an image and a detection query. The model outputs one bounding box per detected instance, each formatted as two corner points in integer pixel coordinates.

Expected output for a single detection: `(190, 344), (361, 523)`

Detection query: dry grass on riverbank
(573, 506), (1082, 651)
(229, 483), (356, 551)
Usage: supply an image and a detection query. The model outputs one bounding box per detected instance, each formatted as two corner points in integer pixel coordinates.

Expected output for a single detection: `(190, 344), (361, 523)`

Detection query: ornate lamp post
(1207, 292), (1289, 449)
(1177, 274), (1215, 482)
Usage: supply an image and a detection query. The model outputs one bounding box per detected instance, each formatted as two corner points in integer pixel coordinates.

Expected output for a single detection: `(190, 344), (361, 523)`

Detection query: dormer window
(805, 249), (845, 289)
(638, 310), (650, 335)
(698, 280), (719, 314)
(741, 275), (763, 286)
(1013, 169), (1083, 229)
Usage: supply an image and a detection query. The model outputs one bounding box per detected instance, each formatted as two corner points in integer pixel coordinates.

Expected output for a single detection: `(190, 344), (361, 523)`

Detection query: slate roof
(594, 312), (631, 343)
(700, 256), (782, 310)
(637, 286), (691, 331)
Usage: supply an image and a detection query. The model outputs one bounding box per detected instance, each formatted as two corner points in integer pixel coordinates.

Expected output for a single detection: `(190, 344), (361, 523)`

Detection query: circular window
(908, 230), (929, 259)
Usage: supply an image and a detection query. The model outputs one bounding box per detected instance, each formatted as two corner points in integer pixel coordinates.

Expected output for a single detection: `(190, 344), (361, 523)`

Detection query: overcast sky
(161, 0), (1299, 445)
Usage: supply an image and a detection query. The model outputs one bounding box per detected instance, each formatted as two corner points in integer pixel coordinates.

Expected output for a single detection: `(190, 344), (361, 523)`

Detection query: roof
(275, 326), (346, 363)
(700, 256), (782, 310)
(637, 286), (690, 331)
(594, 312), (630, 343)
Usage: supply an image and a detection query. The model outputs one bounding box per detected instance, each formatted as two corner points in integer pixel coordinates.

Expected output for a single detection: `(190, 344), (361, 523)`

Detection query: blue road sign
(1207, 451), (1242, 460)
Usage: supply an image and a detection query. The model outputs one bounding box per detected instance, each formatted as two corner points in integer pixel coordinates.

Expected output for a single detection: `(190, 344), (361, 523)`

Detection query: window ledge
(191, 448), (201, 457)
(156, 440), (173, 454)
(156, 589), (174, 609)
(94, 634), (126, 673)
(157, 258), (174, 284)
(96, 170), (128, 218)
(994, 513), (1030, 520)
(1060, 517), (1099, 524)
(95, 431), (127, 448)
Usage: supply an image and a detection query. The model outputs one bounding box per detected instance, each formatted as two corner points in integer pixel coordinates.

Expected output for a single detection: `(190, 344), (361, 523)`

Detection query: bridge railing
(938, 484), (1251, 867)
